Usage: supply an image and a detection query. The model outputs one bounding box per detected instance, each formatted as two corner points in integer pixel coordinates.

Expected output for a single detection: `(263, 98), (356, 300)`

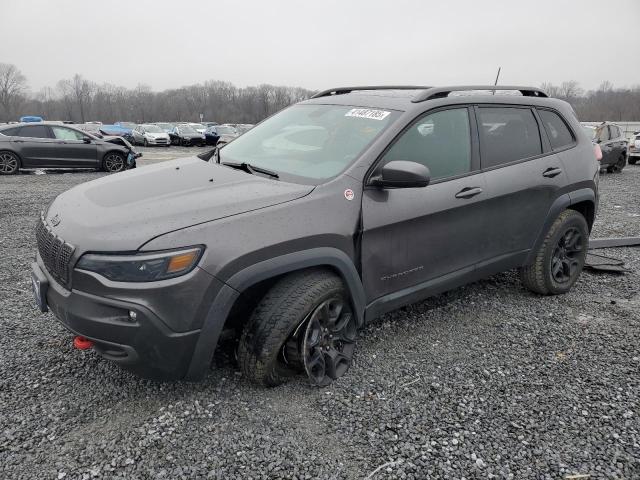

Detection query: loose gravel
(1, 155), (639, 479)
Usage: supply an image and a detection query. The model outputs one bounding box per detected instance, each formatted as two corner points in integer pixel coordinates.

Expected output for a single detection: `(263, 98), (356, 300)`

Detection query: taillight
(594, 143), (603, 162)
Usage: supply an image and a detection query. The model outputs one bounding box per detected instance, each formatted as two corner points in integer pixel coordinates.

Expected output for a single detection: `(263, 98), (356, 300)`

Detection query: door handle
(455, 187), (483, 199)
(542, 167), (562, 178)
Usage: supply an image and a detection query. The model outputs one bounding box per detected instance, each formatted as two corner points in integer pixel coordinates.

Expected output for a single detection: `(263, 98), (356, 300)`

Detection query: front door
(50, 126), (98, 167)
(362, 106), (488, 304)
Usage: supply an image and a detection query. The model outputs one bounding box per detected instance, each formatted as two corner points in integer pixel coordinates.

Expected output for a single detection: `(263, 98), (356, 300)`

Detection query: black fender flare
(185, 247), (365, 380)
(524, 188), (596, 265)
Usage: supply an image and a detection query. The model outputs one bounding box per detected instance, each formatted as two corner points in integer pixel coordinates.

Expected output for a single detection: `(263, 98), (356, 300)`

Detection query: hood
(146, 132), (169, 138)
(45, 156), (314, 252)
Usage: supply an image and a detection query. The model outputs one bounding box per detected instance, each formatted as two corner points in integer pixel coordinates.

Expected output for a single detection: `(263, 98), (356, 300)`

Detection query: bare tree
(0, 63), (27, 121)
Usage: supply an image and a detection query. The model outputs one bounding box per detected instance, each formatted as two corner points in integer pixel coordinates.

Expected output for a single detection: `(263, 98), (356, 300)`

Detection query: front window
(180, 125), (197, 134)
(216, 126), (237, 135)
(220, 104), (398, 182)
(52, 126), (85, 141)
(142, 125), (163, 133)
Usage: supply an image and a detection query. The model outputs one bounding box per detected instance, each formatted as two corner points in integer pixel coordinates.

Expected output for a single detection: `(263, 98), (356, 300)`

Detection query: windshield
(190, 123), (205, 130)
(217, 126), (237, 135)
(117, 122), (136, 129)
(220, 104), (398, 182)
(142, 125), (163, 133)
(180, 125), (197, 134)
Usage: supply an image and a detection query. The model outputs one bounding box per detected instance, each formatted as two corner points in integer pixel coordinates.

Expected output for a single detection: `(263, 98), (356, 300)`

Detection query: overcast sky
(2, 0), (638, 93)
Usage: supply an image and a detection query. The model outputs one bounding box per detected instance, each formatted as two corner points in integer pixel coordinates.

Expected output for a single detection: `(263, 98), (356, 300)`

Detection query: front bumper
(146, 137), (170, 145)
(32, 254), (224, 380)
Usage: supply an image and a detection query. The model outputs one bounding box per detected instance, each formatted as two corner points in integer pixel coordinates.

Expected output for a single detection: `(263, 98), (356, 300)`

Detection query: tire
(630, 158), (637, 165)
(237, 269), (355, 387)
(520, 210), (588, 295)
(614, 153), (626, 173)
(143, 138), (148, 147)
(0, 151), (20, 175)
(102, 152), (126, 173)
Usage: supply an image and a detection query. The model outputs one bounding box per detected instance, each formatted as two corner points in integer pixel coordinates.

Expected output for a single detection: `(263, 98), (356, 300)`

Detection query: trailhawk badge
(49, 214), (61, 227)
(344, 189), (354, 201)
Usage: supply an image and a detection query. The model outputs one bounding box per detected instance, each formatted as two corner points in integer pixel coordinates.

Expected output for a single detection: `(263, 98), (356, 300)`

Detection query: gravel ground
(1, 156), (639, 480)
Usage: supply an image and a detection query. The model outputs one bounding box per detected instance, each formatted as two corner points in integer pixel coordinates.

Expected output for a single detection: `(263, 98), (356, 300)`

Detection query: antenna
(493, 67), (501, 95)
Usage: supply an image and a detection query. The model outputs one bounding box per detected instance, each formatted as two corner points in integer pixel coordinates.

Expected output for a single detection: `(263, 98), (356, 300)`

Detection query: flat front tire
(520, 210), (588, 295)
(237, 269), (356, 387)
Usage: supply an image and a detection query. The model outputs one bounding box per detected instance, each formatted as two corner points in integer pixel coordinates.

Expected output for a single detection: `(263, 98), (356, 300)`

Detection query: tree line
(1, 63), (639, 124)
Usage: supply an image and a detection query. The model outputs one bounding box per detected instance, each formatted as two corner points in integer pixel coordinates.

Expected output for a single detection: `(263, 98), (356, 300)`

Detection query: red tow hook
(73, 336), (94, 350)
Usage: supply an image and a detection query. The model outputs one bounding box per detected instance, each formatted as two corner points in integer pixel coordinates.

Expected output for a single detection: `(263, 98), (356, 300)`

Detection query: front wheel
(520, 210), (588, 295)
(629, 157), (637, 165)
(102, 152), (126, 173)
(0, 151), (20, 175)
(143, 138), (149, 147)
(237, 269), (357, 387)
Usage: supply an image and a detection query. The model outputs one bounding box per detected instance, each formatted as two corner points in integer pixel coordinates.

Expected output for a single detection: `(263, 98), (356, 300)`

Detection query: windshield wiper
(221, 161), (279, 179)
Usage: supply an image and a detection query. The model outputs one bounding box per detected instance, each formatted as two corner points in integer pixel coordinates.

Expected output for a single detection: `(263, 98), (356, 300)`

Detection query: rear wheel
(520, 210), (588, 295)
(630, 158), (637, 165)
(102, 152), (125, 173)
(0, 151), (20, 175)
(237, 269), (357, 387)
(143, 138), (149, 147)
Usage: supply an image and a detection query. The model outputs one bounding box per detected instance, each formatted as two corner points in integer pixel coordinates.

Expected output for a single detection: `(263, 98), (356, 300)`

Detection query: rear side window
(609, 125), (620, 139)
(0, 127), (21, 136)
(595, 125), (610, 142)
(538, 110), (575, 150)
(18, 125), (52, 139)
(381, 108), (471, 181)
(477, 107), (542, 168)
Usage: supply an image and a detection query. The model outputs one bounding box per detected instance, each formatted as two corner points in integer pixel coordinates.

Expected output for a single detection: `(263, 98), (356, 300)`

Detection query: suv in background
(31, 85), (598, 387)
(585, 122), (628, 172)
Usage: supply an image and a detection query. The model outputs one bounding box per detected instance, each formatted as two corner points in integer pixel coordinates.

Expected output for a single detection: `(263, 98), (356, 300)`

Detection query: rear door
(12, 124), (59, 167)
(362, 106), (488, 303)
(595, 125), (614, 166)
(50, 126), (98, 167)
(478, 106), (569, 265)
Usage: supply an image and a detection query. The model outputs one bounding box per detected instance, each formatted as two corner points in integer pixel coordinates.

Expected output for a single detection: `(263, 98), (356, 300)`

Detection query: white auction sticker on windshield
(345, 108), (391, 120)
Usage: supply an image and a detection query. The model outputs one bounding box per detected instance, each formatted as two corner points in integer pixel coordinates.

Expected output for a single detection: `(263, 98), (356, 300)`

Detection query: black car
(0, 123), (140, 174)
(583, 122), (628, 173)
(169, 124), (206, 146)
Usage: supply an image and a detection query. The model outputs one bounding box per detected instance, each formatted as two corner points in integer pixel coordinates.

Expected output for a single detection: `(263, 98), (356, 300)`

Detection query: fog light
(129, 310), (137, 321)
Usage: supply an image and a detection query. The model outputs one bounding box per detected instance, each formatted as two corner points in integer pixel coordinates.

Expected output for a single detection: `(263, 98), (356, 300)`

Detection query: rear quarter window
(538, 110), (575, 150)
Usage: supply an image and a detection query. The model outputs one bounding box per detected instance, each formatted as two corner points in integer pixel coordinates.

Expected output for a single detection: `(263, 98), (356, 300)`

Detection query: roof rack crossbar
(311, 85), (432, 99)
(411, 85), (548, 103)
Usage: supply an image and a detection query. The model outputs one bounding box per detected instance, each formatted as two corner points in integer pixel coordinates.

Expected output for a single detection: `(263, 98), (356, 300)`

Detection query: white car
(136, 124), (171, 147)
(629, 132), (640, 165)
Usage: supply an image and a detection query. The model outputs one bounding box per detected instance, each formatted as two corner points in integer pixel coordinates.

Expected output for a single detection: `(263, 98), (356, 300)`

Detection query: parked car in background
(0, 122), (140, 174)
(187, 123), (207, 134)
(155, 122), (176, 134)
(115, 121), (137, 131)
(73, 123), (105, 137)
(235, 124), (254, 135)
(204, 125), (220, 145)
(585, 122), (628, 172)
(135, 124), (171, 146)
(203, 122), (219, 127)
(169, 124), (205, 146)
(20, 116), (44, 123)
(99, 124), (135, 144)
(212, 124), (239, 146)
(629, 131), (640, 165)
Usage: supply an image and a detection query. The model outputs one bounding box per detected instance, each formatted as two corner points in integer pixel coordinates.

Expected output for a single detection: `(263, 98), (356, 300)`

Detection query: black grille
(36, 216), (75, 286)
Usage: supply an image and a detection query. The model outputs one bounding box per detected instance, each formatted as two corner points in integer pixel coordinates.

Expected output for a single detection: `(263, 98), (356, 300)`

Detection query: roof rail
(311, 85), (432, 99)
(411, 85), (548, 103)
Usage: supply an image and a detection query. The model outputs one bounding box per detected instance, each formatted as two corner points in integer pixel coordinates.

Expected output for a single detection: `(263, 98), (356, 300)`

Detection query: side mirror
(82, 136), (92, 144)
(370, 160), (430, 189)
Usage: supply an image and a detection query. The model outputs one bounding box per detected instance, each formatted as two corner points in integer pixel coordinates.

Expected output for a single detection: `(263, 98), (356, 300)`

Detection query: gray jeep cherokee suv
(31, 85), (599, 386)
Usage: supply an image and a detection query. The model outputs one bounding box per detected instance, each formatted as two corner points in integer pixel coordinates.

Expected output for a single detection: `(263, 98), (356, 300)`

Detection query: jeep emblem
(50, 214), (61, 227)
(344, 189), (354, 201)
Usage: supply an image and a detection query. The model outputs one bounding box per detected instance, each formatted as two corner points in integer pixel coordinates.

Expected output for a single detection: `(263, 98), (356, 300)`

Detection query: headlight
(76, 246), (203, 282)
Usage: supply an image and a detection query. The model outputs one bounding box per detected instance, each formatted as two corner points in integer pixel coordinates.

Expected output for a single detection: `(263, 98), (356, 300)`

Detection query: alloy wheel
(551, 227), (584, 284)
(0, 152), (18, 174)
(104, 153), (124, 173)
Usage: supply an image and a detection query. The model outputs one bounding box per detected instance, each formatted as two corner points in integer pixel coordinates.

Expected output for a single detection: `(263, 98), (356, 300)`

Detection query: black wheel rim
(301, 296), (356, 387)
(104, 154), (124, 172)
(0, 152), (18, 173)
(551, 227), (584, 284)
